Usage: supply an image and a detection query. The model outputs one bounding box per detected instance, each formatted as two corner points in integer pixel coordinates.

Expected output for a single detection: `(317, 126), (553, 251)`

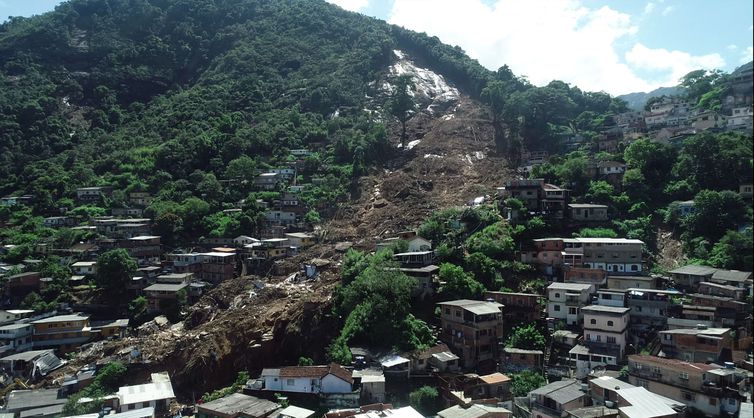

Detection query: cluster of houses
(498, 178), (616, 222)
(4, 370), (176, 418)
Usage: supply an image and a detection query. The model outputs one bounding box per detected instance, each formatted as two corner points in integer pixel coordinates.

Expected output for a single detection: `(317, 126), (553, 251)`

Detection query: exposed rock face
(387, 50), (460, 116)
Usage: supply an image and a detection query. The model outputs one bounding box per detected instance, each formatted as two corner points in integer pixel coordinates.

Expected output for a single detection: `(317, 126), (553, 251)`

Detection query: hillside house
(254, 173), (283, 191)
(541, 183), (569, 219)
(740, 184), (753, 200)
(727, 106), (753, 130)
(255, 364), (354, 395)
(128, 192), (153, 207)
(688, 293), (749, 327)
(71, 261), (97, 276)
(0, 309), (34, 325)
(483, 291), (542, 323)
(547, 283), (594, 326)
(117, 372), (176, 413)
(437, 299), (504, 370)
(564, 267), (607, 287)
(659, 326), (733, 363)
(529, 379), (588, 418)
(498, 179), (544, 211)
(627, 288), (681, 327)
(265, 210), (297, 227)
(606, 275), (655, 290)
(167, 252), (202, 274)
(698, 281), (746, 300)
(394, 251), (434, 267)
(407, 343), (459, 374)
(710, 269), (753, 289)
(571, 306), (630, 377)
(0, 349), (64, 380)
(118, 235), (161, 264)
(43, 216), (76, 228)
(31, 313), (91, 353)
(438, 404), (511, 418)
(197, 393), (280, 418)
(692, 110), (726, 131)
(144, 283), (188, 312)
(198, 252), (236, 283)
(568, 204), (608, 222)
(284, 232), (315, 248)
(0, 323), (34, 354)
(668, 265), (717, 290)
(76, 186), (112, 203)
(352, 370), (385, 404)
(502, 347), (543, 372)
(595, 289), (626, 307)
(398, 264), (438, 300)
(627, 355), (745, 417)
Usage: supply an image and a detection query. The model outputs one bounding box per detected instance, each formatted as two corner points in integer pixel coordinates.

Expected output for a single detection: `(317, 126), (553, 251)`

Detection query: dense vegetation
(531, 131), (753, 271)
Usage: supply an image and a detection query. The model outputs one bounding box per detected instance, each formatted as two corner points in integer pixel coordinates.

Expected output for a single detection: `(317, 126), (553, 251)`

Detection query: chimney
(696, 324), (708, 330)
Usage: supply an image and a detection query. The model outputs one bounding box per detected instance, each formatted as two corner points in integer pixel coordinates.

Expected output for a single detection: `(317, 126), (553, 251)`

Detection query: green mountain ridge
(0, 0), (492, 206)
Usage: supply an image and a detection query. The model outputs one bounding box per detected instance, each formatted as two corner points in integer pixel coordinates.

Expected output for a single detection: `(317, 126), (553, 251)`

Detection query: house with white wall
(547, 283), (594, 326)
(257, 364), (354, 394)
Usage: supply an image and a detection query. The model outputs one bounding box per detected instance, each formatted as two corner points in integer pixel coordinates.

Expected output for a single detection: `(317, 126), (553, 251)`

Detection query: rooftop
(711, 269), (752, 282)
(548, 282), (592, 291)
(503, 347), (544, 355)
(144, 283), (188, 292)
(659, 327), (730, 336)
(530, 379), (585, 404)
(437, 299), (504, 315)
(581, 305), (630, 315)
(568, 203), (608, 209)
(628, 355), (718, 374)
(6, 388), (66, 412)
(31, 313), (89, 324)
(438, 404), (511, 418)
(588, 376), (634, 391)
(198, 393), (279, 417)
(118, 379), (175, 406)
(617, 387), (683, 418)
(278, 405), (315, 418)
(479, 372), (510, 385)
(668, 265), (717, 276)
(0, 349), (55, 362)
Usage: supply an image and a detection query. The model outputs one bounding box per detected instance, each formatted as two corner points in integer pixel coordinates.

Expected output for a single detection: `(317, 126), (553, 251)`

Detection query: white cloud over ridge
(326, 0), (369, 12)
(387, 0), (725, 95)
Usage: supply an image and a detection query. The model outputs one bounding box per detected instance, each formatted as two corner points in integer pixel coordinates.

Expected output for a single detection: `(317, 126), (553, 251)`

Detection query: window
(709, 398), (717, 406)
(679, 372), (688, 380)
(596, 335), (601, 342)
(590, 319), (597, 325)
(287, 379), (295, 386)
(555, 293), (561, 298)
(682, 391), (695, 401)
(631, 265), (638, 271)
(569, 307), (577, 314)
(554, 305), (561, 312)
(607, 321), (614, 327)
(729, 399), (736, 406)
(445, 308), (450, 315)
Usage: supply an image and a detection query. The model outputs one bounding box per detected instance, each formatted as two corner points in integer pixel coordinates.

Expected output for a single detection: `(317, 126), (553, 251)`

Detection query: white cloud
(741, 46), (754, 64)
(643, 2), (655, 14)
(625, 43), (725, 83)
(727, 44), (738, 51)
(661, 5), (674, 16)
(326, 0), (369, 12)
(387, 0), (722, 95)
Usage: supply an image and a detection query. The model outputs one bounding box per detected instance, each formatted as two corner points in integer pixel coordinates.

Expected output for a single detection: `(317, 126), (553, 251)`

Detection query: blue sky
(3, 0), (752, 95)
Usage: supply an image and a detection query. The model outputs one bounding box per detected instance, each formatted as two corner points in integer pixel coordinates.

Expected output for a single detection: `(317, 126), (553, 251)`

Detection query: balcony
(531, 402), (561, 418)
(566, 295), (585, 306)
(584, 341), (622, 358)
